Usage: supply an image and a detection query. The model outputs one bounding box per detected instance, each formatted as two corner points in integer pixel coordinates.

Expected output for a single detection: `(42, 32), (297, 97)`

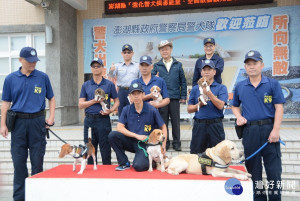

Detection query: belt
(16, 110), (45, 119)
(118, 86), (129, 90)
(194, 118), (223, 124)
(247, 118), (274, 126)
(85, 113), (106, 119)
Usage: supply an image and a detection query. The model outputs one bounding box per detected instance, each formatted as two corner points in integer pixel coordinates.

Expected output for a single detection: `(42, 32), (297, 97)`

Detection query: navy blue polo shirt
(2, 67), (54, 113)
(131, 75), (169, 102)
(192, 54), (224, 86)
(188, 81), (228, 119)
(80, 77), (118, 114)
(232, 75), (285, 121)
(119, 102), (165, 135)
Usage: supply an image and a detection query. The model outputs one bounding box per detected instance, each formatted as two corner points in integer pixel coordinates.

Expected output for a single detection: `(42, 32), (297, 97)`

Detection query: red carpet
(30, 165), (246, 181)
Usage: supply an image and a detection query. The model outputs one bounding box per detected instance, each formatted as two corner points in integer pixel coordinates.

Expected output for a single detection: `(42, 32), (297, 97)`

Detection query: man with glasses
(192, 38), (224, 86)
(79, 58), (120, 165)
(109, 44), (140, 117)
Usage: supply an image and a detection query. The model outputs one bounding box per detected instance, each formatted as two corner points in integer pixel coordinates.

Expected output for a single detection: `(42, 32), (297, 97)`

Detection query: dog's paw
(77, 171), (83, 174)
(148, 168), (153, 172)
(235, 174), (248, 180)
(94, 167), (98, 170)
(161, 168), (165, 172)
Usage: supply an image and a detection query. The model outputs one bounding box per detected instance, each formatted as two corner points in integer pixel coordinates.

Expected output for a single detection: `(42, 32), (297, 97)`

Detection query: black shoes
(173, 145), (182, 151)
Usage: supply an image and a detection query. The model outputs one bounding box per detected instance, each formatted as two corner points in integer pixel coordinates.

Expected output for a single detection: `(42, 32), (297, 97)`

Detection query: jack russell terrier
(197, 77), (211, 111)
(59, 138), (97, 174)
(147, 129), (166, 172)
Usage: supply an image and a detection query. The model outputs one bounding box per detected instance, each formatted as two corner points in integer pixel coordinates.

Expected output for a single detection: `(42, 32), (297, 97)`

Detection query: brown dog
(150, 86), (163, 103)
(165, 140), (252, 180)
(59, 138), (97, 174)
(147, 129), (166, 172)
(94, 88), (109, 112)
(197, 77), (211, 109)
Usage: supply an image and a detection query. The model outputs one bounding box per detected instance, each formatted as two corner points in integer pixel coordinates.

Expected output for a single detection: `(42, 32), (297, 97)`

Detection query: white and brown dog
(165, 140), (252, 180)
(59, 138), (97, 174)
(197, 77), (211, 110)
(147, 129), (166, 172)
(94, 88), (109, 112)
(150, 86), (163, 103)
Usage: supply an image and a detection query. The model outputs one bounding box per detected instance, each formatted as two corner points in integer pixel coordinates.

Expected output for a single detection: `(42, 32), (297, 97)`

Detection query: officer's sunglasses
(122, 51), (132, 54)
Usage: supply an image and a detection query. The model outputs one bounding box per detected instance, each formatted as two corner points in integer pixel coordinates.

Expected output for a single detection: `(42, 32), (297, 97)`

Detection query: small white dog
(197, 77), (210, 111)
(94, 88), (109, 112)
(147, 129), (166, 172)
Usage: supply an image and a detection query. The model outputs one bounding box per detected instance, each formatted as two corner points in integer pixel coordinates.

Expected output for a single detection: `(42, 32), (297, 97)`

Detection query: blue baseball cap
(244, 50), (263, 63)
(19, 47), (40, 62)
(139, 55), (152, 65)
(90, 58), (104, 66)
(203, 38), (215, 45)
(129, 82), (144, 94)
(122, 44), (133, 51)
(201, 59), (216, 69)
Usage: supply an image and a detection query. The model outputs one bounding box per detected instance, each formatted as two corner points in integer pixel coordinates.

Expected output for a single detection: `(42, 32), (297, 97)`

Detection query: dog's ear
(148, 131), (156, 143)
(219, 146), (232, 164)
(157, 86), (161, 92)
(150, 86), (154, 92)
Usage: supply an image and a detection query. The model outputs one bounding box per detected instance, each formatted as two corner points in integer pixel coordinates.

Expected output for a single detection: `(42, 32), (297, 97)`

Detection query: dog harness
(197, 152), (229, 175)
(72, 145), (88, 159)
(138, 136), (163, 157)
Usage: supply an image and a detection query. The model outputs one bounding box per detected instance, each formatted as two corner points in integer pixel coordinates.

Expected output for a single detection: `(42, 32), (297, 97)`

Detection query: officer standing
(0, 47), (56, 201)
(108, 44), (140, 117)
(188, 59), (228, 154)
(232, 50), (285, 201)
(192, 37), (224, 86)
(152, 40), (187, 151)
(132, 55), (170, 109)
(79, 58), (119, 165)
(108, 82), (167, 171)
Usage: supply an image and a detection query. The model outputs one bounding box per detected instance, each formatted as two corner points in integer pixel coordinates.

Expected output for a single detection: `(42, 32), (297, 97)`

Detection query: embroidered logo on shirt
(264, 95), (272, 103)
(144, 125), (151, 132)
(34, 86), (42, 94)
(105, 94), (108, 100)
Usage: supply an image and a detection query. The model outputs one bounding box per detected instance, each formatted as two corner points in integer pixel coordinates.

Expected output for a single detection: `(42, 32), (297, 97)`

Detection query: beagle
(59, 138), (97, 174)
(150, 85), (163, 103)
(147, 129), (166, 172)
(94, 88), (109, 112)
(165, 140), (252, 180)
(197, 77), (210, 110)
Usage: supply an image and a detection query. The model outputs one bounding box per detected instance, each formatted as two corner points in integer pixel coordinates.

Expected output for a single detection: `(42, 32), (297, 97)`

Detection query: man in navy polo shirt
(79, 58), (119, 165)
(232, 50), (285, 201)
(132, 55), (170, 109)
(0, 47), (56, 201)
(192, 37), (224, 86)
(108, 82), (167, 171)
(188, 59), (228, 154)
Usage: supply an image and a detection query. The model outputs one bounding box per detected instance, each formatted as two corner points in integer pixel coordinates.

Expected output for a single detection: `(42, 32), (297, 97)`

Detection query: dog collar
(198, 152), (229, 175)
(72, 145), (88, 159)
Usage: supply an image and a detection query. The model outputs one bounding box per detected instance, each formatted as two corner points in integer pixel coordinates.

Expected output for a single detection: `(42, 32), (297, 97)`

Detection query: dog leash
(238, 139), (286, 164)
(138, 136), (149, 157)
(46, 123), (68, 144)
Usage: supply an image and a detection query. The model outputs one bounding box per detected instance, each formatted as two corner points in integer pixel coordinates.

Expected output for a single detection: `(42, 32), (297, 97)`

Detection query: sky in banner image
(83, 5), (300, 117)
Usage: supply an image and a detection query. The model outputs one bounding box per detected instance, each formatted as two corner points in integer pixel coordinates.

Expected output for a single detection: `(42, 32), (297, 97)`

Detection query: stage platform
(26, 165), (252, 201)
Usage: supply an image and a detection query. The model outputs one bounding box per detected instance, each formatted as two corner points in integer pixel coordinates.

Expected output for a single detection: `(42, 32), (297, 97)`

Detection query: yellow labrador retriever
(165, 140), (251, 180)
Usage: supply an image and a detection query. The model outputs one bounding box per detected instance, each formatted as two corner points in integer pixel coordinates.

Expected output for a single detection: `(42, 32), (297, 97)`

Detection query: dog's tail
(88, 137), (92, 143)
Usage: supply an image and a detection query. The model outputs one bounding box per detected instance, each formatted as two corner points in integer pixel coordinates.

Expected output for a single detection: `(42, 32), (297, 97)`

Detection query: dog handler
(0, 47), (56, 201)
(132, 55), (170, 109)
(188, 59), (228, 154)
(108, 82), (167, 171)
(232, 50), (285, 201)
(79, 58), (119, 165)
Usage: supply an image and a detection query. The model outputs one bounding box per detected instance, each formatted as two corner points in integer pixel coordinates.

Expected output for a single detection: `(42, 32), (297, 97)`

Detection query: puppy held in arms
(197, 77), (210, 111)
(94, 88), (109, 112)
(150, 85), (163, 103)
(147, 129), (166, 172)
(59, 138), (97, 174)
(165, 140), (252, 180)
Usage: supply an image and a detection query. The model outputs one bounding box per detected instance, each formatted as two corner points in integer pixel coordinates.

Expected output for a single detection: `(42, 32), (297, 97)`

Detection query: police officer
(188, 59), (228, 154)
(232, 50), (285, 201)
(192, 37), (224, 86)
(108, 82), (167, 171)
(108, 44), (140, 117)
(132, 55), (170, 109)
(152, 40), (187, 151)
(0, 47), (56, 201)
(79, 58), (119, 165)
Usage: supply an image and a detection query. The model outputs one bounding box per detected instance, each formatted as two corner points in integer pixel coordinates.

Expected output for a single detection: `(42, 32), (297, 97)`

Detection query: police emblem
(207, 38), (211, 41)
(205, 59), (210, 64)
(248, 51), (254, 56)
(142, 56), (147, 60)
(125, 45), (128, 48)
(93, 58), (98, 61)
(30, 50), (36, 56)
(133, 83), (138, 88)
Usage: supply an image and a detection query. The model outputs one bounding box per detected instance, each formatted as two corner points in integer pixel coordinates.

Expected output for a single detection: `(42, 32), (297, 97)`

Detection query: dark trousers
(190, 120), (225, 154)
(118, 88), (130, 117)
(84, 116), (112, 165)
(242, 123), (282, 201)
(11, 116), (46, 201)
(159, 99), (181, 148)
(108, 131), (149, 172)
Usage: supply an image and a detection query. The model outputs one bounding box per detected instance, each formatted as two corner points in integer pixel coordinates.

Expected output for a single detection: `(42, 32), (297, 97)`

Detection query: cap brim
(129, 89), (144, 94)
(140, 61), (152, 65)
(90, 61), (103, 66)
(202, 65), (215, 69)
(25, 57), (40, 62)
(244, 58), (261, 63)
